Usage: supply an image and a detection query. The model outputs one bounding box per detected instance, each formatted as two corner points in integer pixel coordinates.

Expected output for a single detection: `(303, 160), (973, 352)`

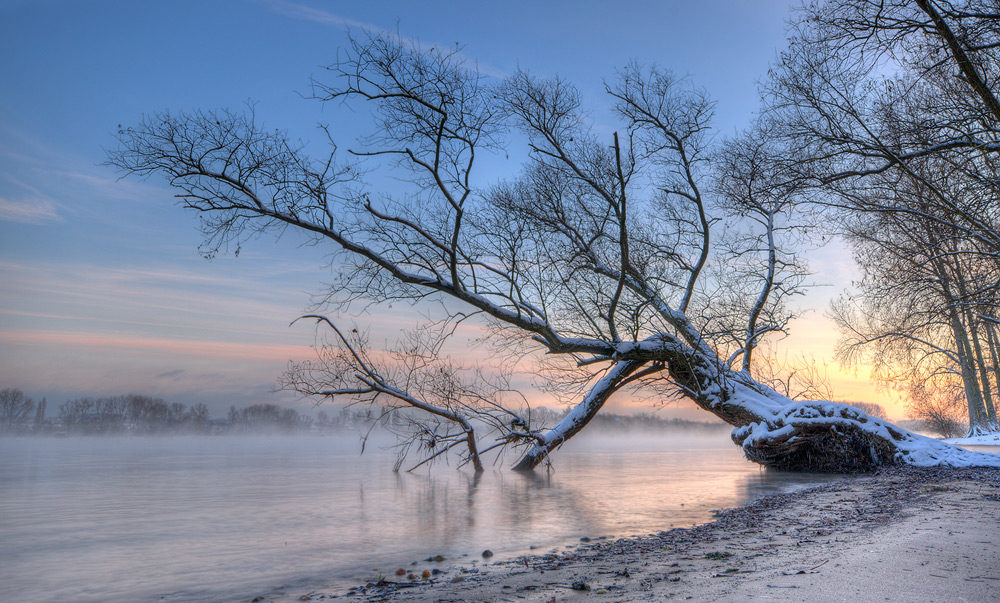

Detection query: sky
(0, 0), (902, 420)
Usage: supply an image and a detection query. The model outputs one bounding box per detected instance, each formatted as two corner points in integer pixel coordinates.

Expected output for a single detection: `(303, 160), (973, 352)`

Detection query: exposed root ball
(739, 421), (897, 473)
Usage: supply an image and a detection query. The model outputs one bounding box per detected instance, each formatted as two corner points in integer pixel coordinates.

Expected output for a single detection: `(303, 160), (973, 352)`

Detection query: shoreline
(279, 466), (1000, 602)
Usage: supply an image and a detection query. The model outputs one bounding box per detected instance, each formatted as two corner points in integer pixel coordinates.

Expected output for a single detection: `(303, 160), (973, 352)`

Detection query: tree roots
(737, 421), (899, 472)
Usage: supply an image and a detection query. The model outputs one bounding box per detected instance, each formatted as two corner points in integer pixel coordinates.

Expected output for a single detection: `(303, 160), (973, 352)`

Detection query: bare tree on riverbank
(109, 12), (1000, 471)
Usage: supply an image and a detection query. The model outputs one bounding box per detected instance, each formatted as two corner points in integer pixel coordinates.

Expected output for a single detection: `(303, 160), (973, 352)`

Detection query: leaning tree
(109, 30), (999, 472)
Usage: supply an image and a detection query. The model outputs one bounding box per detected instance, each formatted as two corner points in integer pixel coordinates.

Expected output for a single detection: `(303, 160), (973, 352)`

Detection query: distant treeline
(1, 387), (730, 436)
(59, 394), (211, 434)
(586, 411), (728, 432)
(315, 405), (730, 433)
(515, 405), (728, 432)
(0, 388), (318, 435)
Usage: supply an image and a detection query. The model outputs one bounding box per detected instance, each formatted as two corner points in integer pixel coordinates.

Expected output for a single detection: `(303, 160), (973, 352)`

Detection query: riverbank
(286, 466), (1000, 602)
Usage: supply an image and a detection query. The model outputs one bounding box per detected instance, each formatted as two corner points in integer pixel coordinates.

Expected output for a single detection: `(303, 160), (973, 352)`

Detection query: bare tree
(224, 403), (303, 432)
(0, 388), (35, 433)
(907, 379), (967, 438)
(746, 344), (836, 403)
(829, 151), (1000, 435)
(851, 401), (889, 421)
(108, 31), (999, 471)
(763, 0), (1000, 438)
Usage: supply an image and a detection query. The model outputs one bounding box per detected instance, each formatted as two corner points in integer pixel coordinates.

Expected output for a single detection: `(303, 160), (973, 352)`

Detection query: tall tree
(832, 169), (1000, 434)
(765, 0), (1000, 437)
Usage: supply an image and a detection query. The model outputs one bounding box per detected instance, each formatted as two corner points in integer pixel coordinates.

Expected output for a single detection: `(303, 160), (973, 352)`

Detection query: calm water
(0, 433), (844, 602)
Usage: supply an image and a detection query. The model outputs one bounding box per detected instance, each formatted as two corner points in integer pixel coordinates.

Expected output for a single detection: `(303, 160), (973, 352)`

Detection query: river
(0, 432), (847, 602)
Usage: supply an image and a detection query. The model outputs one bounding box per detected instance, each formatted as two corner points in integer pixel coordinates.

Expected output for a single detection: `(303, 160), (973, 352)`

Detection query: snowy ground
(946, 432), (1000, 446)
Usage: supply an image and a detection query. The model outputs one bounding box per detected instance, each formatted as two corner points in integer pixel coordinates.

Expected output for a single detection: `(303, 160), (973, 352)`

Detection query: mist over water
(1, 432), (845, 602)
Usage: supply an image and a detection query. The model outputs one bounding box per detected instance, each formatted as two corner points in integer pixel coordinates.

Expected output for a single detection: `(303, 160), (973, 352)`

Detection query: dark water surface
(0, 434), (845, 602)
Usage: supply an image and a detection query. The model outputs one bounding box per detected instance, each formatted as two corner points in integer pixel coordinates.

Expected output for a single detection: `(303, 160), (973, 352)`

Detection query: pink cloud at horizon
(0, 330), (312, 363)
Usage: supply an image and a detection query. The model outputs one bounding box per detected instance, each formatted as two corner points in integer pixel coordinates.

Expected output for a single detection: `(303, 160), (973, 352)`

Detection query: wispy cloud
(0, 258), (433, 345)
(264, 0), (509, 78)
(265, 0), (389, 34)
(0, 196), (62, 224)
(0, 121), (167, 215)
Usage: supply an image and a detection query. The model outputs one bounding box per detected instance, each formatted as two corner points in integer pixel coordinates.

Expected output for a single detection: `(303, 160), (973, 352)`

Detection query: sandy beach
(282, 466), (1000, 603)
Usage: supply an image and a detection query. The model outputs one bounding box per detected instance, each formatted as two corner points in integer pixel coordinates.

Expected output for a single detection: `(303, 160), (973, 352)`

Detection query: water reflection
(1, 434), (847, 602)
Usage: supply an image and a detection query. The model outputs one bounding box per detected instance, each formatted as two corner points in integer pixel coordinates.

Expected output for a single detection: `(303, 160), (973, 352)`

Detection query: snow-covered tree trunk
(512, 360), (644, 471)
(510, 334), (1000, 472)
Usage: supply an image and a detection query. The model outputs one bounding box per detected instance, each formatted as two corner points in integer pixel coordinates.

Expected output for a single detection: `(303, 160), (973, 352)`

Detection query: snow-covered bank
(293, 467), (1000, 602)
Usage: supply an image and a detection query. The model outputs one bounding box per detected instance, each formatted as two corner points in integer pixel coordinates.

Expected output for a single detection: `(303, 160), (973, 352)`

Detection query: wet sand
(283, 467), (1000, 602)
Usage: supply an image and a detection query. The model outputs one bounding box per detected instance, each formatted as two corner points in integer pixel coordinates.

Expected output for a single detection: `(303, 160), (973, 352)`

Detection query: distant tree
(316, 410), (330, 426)
(123, 394), (175, 432)
(34, 397), (47, 431)
(280, 407), (302, 431)
(227, 403), (302, 433)
(849, 401), (888, 421)
(185, 403), (210, 431)
(58, 397), (98, 432)
(56, 394), (187, 433)
(907, 380), (966, 438)
(0, 388), (35, 432)
(168, 402), (187, 427)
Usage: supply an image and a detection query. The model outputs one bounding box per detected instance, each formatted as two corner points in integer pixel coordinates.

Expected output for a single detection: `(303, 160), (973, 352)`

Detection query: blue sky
(0, 0), (889, 418)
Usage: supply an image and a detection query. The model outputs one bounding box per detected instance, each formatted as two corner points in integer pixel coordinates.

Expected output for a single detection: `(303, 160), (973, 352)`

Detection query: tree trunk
(939, 269), (990, 434)
(951, 309), (989, 435)
(514, 346), (1000, 473)
(512, 360), (645, 471)
(966, 311), (998, 430)
(985, 321), (1000, 428)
